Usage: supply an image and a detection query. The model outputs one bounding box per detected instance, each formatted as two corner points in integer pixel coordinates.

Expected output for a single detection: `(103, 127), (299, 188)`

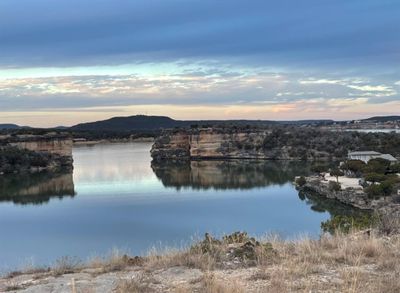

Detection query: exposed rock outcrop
(297, 176), (400, 217)
(0, 133), (73, 174)
(151, 127), (400, 161)
(151, 129), (292, 161)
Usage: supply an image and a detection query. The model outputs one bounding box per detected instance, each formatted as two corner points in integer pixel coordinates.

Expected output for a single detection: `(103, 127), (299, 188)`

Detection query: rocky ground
(297, 175), (400, 221)
(1, 231), (400, 293)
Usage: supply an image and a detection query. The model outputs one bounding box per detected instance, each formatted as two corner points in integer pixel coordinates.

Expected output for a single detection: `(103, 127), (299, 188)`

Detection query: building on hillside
(348, 151), (398, 164)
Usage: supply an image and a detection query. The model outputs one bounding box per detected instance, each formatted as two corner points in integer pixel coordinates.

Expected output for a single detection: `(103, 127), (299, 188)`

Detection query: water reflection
(151, 160), (311, 190)
(298, 189), (373, 233)
(0, 172), (75, 205)
(152, 158), (370, 233)
(298, 189), (368, 217)
(0, 143), (363, 271)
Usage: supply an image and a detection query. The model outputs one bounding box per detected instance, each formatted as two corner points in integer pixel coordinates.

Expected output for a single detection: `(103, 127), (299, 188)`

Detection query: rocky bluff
(151, 128), (326, 161)
(151, 126), (400, 161)
(151, 128), (276, 161)
(0, 133), (73, 173)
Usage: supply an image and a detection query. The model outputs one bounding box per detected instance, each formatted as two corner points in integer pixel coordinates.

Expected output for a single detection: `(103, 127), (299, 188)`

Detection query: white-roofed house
(348, 151), (398, 164)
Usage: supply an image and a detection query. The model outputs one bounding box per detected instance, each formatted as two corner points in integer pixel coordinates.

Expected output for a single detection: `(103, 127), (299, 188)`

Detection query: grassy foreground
(1, 230), (400, 293)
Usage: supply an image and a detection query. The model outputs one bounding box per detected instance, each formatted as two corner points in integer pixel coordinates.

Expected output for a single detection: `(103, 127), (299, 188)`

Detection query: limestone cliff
(0, 133), (73, 173)
(151, 128), (299, 161)
(5, 134), (73, 157)
(152, 126), (400, 161)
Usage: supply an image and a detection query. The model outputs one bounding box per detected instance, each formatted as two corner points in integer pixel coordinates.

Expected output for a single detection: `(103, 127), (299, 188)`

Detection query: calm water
(0, 143), (342, 272)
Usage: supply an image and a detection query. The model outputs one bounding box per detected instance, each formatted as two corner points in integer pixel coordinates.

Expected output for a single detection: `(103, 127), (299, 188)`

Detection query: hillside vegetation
(0, 146), (53, 174)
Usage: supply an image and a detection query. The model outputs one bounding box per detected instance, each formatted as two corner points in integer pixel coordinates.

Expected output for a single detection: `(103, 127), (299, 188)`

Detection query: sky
(0, 0), (399, 127)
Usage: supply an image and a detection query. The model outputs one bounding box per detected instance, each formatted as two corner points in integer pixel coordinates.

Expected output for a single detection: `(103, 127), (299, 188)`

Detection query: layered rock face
(189, 131), (269, 159)
(151, 129), (282, 160)
(10, 138), (72, 157)
(151, 131), (191, 161)
(0, 133), (74, 173)
(152, 126), (400, 161)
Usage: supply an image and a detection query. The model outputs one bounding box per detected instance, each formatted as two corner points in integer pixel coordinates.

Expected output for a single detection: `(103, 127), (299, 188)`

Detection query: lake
(0, 142), (346, 272)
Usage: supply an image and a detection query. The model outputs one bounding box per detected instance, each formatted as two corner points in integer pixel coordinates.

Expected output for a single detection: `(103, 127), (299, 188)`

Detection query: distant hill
(363, 116), (400, 122)
(71, 115), (182, 131)
(0, 124), (21, 130)
(70, 115), (334, 132)
(70, 115), (281, 131)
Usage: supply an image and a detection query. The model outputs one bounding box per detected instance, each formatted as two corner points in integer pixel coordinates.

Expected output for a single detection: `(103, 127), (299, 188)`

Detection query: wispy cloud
(0, 63), (398, 126)
(0, 0), (399, 125)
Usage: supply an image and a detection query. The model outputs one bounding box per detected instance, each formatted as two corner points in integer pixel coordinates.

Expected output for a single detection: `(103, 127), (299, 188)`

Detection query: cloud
(0, 0), (399, 124)
(347, 84), (395, 93)
(0, 64), (398, 115)
(0, 0), (399, 72)
(298, 79), (345, 85)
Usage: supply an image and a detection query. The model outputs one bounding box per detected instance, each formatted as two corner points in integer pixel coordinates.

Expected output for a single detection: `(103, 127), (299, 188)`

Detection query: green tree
(328, 180), (341, 191)
(296, 176), (307, 187)
(364, 172), (387, 184)
(330, 168), (344, 182)
(380, 181), (394, 197)
(341, 160), (366, 175)
(311, 164), (328, 174)
(365, 158), (390, 174)
(365, 181), (394, 198)
(365, 184), (382, 198)
(390, 163), (400, 173)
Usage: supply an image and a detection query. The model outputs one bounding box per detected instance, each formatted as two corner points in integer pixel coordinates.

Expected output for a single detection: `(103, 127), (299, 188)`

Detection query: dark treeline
(0, 146), (53, 174)
(260, 127), (400, 159)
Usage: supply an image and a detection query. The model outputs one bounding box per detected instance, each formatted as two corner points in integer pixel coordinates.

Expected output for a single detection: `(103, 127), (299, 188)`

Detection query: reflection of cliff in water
(0, 172), (75, 205)
(298, 189), (368, 217)
(298, 189), (373, 233)
(151, 160), (311, 190)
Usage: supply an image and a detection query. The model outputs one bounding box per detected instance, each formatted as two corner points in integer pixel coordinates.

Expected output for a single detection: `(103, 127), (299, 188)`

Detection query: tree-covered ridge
(261, 127), (400, 159)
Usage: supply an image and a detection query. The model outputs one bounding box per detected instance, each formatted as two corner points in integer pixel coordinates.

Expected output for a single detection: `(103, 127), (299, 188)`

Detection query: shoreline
(2, 230), (400, 292)
(73, 137), (155, 146)
(296, 175), (400, 219)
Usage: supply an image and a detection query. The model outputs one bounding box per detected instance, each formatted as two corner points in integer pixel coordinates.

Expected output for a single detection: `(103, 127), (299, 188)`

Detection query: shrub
(0, 146), (52, 173)
(296, 176), (307, 187)
(365, 184), (382, 199)
(364, 158), (390, 174)
(321, 214), (377, 234)
(364, 181), (394, 199)
(330, 168), (344, 182)
(380, 181), (394, 197)
(364, 172), (387, 183)
(341, 160), (366, 175)
(328, 181), (341, 192)
(390, 163), (400, 173)
(311, 164), (328, 174)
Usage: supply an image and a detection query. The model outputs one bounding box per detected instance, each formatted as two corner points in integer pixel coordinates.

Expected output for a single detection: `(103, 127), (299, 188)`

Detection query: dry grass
(3, 231), (400, 293)
(88, 248), (142, 274)
(114, 273), (158, 293)
(52, 256), (82, 276)
(171, 273), (246, 293)
(195, 273), (245, 293)
(129, 231), (400, 292)
(145, 246), (218, 271)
